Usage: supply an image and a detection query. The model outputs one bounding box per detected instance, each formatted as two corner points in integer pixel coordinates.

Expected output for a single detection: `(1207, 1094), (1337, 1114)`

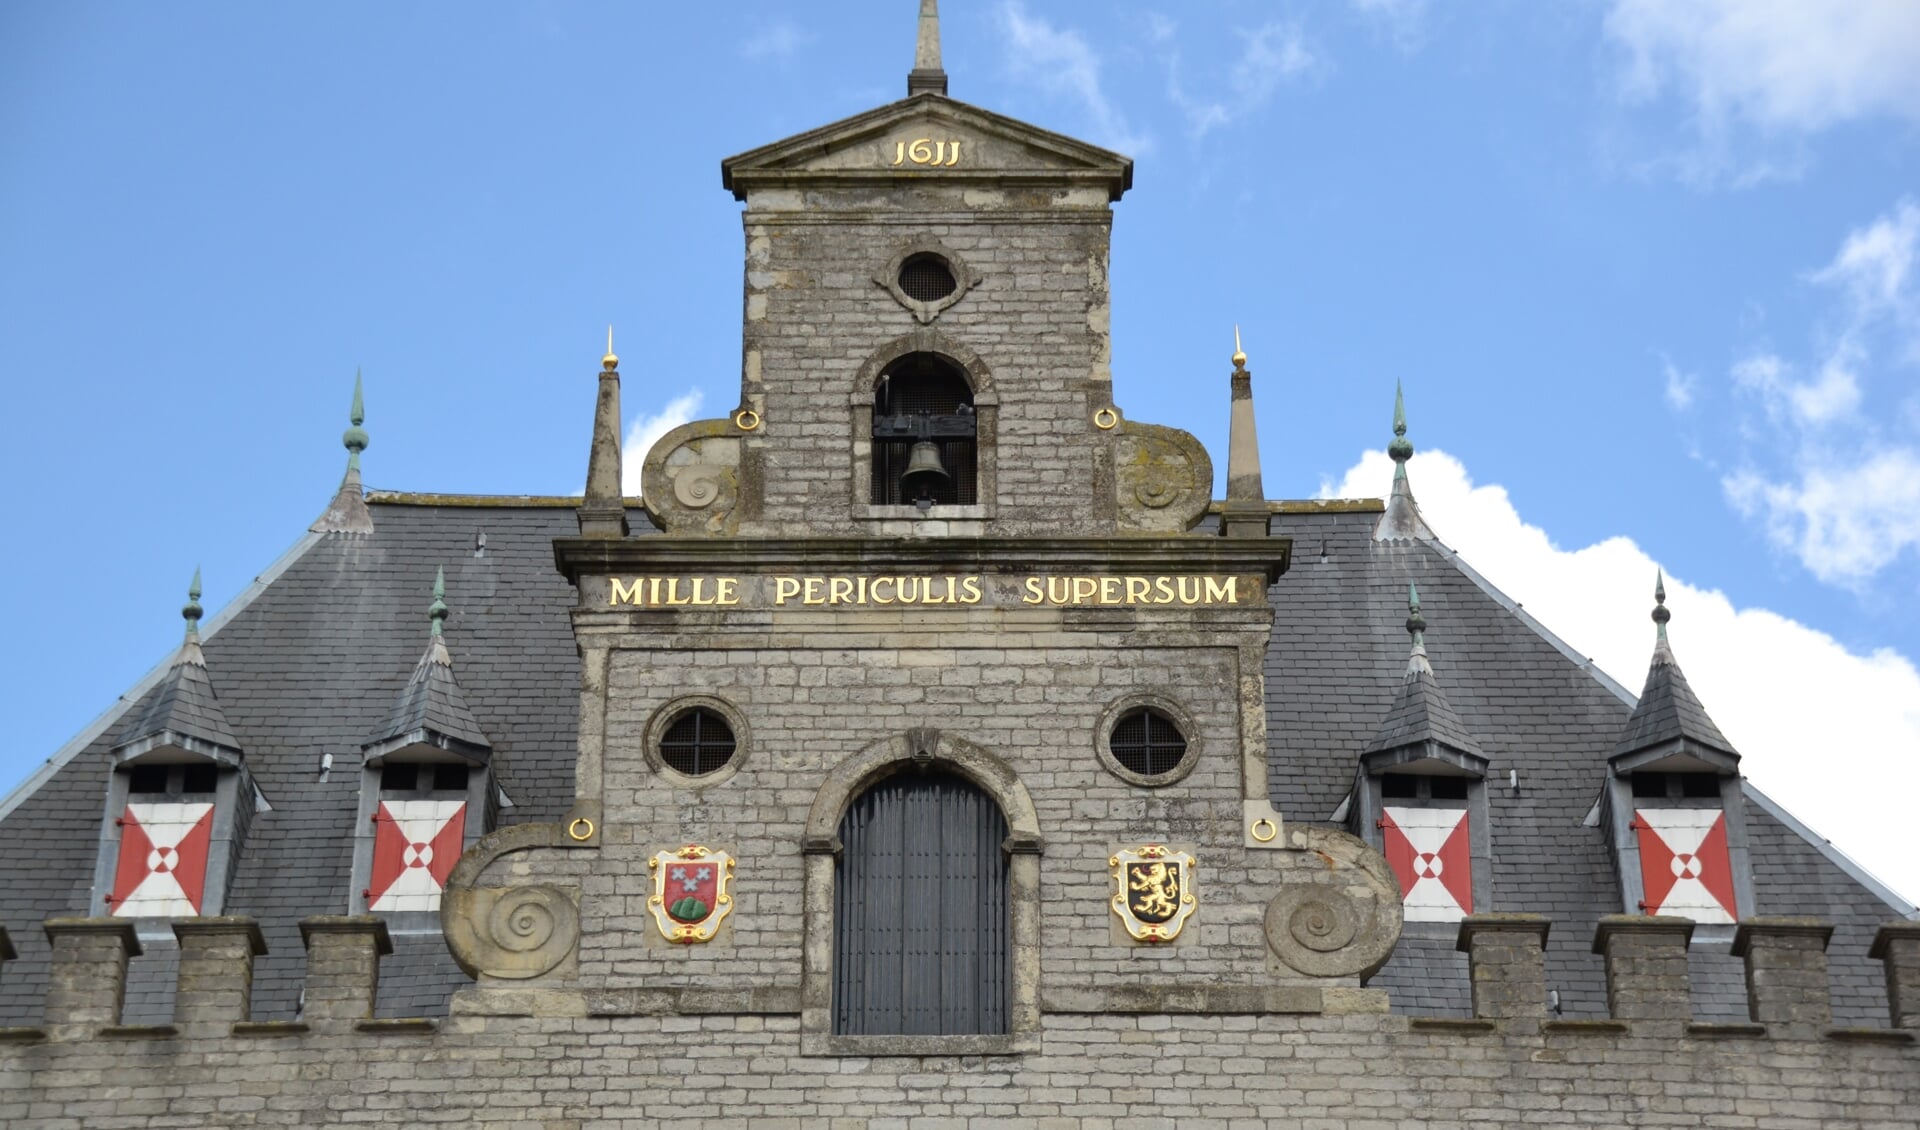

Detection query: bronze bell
(899, 439), (951, 500)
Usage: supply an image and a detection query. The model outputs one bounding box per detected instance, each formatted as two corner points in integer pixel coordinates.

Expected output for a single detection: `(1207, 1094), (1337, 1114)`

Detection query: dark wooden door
(833, 769), (1009, 1035)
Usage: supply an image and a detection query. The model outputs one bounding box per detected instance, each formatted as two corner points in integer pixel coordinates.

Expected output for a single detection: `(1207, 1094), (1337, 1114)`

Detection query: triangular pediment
(722, 95), (1132, 201)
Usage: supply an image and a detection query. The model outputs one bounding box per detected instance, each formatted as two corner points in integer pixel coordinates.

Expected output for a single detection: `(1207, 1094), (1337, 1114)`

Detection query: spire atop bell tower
(908, 0), (949, 97)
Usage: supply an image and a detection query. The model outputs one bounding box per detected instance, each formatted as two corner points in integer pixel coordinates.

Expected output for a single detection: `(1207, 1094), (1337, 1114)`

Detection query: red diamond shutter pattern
(109, 802), (214, 917)
(1634, 808), (1737, 923)
(368, 799), (467, 912)
(1381, 807), (1473, 922)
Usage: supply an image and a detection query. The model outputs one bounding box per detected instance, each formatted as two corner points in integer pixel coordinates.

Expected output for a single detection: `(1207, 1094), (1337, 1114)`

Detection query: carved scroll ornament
(641, 419), (746, 535)
(1262, 825), (1404, 980)
(1111, 419), (1213, 534)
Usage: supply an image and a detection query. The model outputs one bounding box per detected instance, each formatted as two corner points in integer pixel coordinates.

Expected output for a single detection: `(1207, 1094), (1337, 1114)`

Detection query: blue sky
(3, 2), (1917, 898)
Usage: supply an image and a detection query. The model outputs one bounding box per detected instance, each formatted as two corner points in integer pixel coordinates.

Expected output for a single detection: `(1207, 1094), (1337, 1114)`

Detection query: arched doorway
(832, 768), (1009, 1035)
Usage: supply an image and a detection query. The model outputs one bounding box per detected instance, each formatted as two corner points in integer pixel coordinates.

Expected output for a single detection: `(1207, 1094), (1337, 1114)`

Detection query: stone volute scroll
(640, 418), (747, 535)
(441, 823), (585, 981)
(1109, 416), (1214, 534)
(1263, 825), (1404, 980)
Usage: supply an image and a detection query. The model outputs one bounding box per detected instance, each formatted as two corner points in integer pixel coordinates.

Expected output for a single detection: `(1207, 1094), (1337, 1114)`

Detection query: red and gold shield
(647, 845), (736, 943)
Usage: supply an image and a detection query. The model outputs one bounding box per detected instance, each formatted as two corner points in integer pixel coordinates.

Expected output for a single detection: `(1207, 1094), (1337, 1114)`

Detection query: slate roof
(1613, 636), (1738, 759)
(368, 634), (494, 756)
(1361, 612), (1482, 760)
(0, 492), (1910, 1029)
(119, 638), (241, 756)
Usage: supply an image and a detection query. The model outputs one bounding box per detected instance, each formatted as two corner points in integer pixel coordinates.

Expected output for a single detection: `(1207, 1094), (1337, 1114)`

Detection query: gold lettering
(774, 577), (800, 605)
(802, 577), (826, 605)
(857, 577), (869, 604)
(1099, 577), (1121, 605)
(938, 576), (958, 604)
(665, 578), (689, 606)
(690, 578), (714, 605)
(891, 140), (905, 166)
(1047, 577), (1071, 605)
(872, 577), (895, 604)
(1023, 577), (1044, 604)
(1071, 577), (1098, 605)
(898, 576), (921, 603)
(649, 577), (662, 606)
(1125, 577), (1150, 604)
(610, 578), (643, 606)
(1177, 577), (1201, 604)
(1154, 577), (1175, 604)
(1205, 576), (1236, 604)
(829, 577), (855, 604)
(945, 140), (960, 167)
(715, 578), (739, 606)
(960, 576), (983, 604)
(933, 141), (948, 165)
(908, 138), (934, 164)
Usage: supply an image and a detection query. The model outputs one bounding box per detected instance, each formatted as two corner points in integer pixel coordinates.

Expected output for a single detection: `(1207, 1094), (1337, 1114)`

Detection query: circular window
(1109, 707), (1189, 778)
(898, 254), (957, 302)
(658, 707), (737, 776)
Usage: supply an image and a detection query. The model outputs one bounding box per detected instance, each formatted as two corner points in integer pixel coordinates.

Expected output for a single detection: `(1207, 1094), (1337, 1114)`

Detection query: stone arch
(799, 730), (1041, 1055)
(846, 330), (999, 408)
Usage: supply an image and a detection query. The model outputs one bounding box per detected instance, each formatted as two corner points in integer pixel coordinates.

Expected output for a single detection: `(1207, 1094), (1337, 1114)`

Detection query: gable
(721, 95), (1133, 201)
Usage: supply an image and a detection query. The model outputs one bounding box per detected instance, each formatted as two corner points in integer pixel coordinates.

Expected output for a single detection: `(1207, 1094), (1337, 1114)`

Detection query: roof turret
(1364, 583), (1483, 764)
(112, 569), (243, 766)
(1612, 570), (1738, 762)
(361, 567), (493, 764)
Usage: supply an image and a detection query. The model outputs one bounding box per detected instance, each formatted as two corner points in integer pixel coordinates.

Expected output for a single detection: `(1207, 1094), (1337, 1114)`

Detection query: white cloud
(1349, 0), (1428, 52)
(998, 2), (1152, 154)
(1604, 0), (1920, 132)
(1323, 446), (1920, 906)
(1167, 21), (1322, 139)
(621, 390), (703, 497)
(1602, 1), (1920, 187)
(1662, 357), (1698, 411)
(1717, 200), (1920, 583)
(741, 20), (813, 61)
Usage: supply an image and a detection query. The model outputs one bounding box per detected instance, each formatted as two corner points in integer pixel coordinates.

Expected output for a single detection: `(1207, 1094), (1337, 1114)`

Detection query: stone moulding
(442, 822), (590, 982)
(640, 419), (745, 535)
(1110, 419), (1213, 534)
(1263, 825), (1404, 980)
(872, 238), (980, 324)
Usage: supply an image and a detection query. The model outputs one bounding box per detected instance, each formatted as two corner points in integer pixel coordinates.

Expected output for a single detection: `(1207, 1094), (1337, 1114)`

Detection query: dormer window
(95, 572), (252, 920)
(871, 353), (976, 508)
(353, 568), (495, 926)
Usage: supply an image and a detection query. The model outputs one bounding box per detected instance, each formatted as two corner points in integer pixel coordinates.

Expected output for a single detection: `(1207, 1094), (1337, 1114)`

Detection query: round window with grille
(1108, 707), (1189, 779)
(658, 707), (737, 777)
(898, 254), (957, 302)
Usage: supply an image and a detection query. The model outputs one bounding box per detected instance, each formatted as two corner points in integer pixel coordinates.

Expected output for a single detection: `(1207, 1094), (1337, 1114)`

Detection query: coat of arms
(1110, 844), (1197, 942)
(647, 845), (736, 943)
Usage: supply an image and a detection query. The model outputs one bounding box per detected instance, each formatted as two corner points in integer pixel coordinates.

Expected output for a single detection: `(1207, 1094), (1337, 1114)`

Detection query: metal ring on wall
(1250, 817), (1278, 843)
(733, 409), (762, 432)
(567, 817), (596, 842)
(1092, 407), (1119, 430)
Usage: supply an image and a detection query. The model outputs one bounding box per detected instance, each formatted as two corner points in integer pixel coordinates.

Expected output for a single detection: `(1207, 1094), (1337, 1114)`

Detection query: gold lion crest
(646, 845), (736, 943)
(1110, 844), (1197, 942)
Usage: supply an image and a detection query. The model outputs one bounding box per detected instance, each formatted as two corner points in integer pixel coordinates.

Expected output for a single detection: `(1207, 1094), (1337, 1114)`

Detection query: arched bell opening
(871, 353), (977, 507)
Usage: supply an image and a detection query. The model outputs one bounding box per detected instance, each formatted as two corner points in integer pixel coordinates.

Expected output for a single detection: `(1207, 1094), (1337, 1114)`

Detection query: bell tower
(631, 0), (1216, 539)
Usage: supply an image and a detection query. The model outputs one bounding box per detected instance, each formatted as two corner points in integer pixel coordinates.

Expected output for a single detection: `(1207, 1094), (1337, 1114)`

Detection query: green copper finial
(428, 566), (448, 636)
(1388, 382), (1413, 479)
(342, 368), (370, 472)
(1406, 581), (1425, 649)
(1652, 568), (1670, 642)
(182, 566), (204, 640)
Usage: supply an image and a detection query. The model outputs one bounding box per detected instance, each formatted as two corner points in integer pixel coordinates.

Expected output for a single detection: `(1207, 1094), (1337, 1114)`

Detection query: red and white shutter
(367, 799), (466, 912)
(109, 801), (214, 917)
(1382, 807), (1474, 922)
(1634, 808), (1737, 923)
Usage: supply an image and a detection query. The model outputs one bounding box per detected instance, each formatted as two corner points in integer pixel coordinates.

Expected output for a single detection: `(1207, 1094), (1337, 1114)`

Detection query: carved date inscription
(890, 138), (962, 167)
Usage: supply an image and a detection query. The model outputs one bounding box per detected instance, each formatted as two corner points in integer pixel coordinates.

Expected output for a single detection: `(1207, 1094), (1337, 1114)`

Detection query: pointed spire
(428, 566), (448, 637)
(1221, 327), (1269, 537)
(182, 566), (204, 642)
(1374, 381), (1434, 541)
(312, 369), (376, 534)
(1364, 579), (1482, 761)
(579, 329), (630, 537)
(1612, 569), (1738, 761)
(114, 569), (242, 765)
(907, 0), (949, 97)
(363, 568), (492, 764)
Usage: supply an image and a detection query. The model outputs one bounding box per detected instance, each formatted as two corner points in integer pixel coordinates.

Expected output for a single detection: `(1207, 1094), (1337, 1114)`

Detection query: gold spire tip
(1231, 325), (1247, 368)
(602, 324), (618, 371)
